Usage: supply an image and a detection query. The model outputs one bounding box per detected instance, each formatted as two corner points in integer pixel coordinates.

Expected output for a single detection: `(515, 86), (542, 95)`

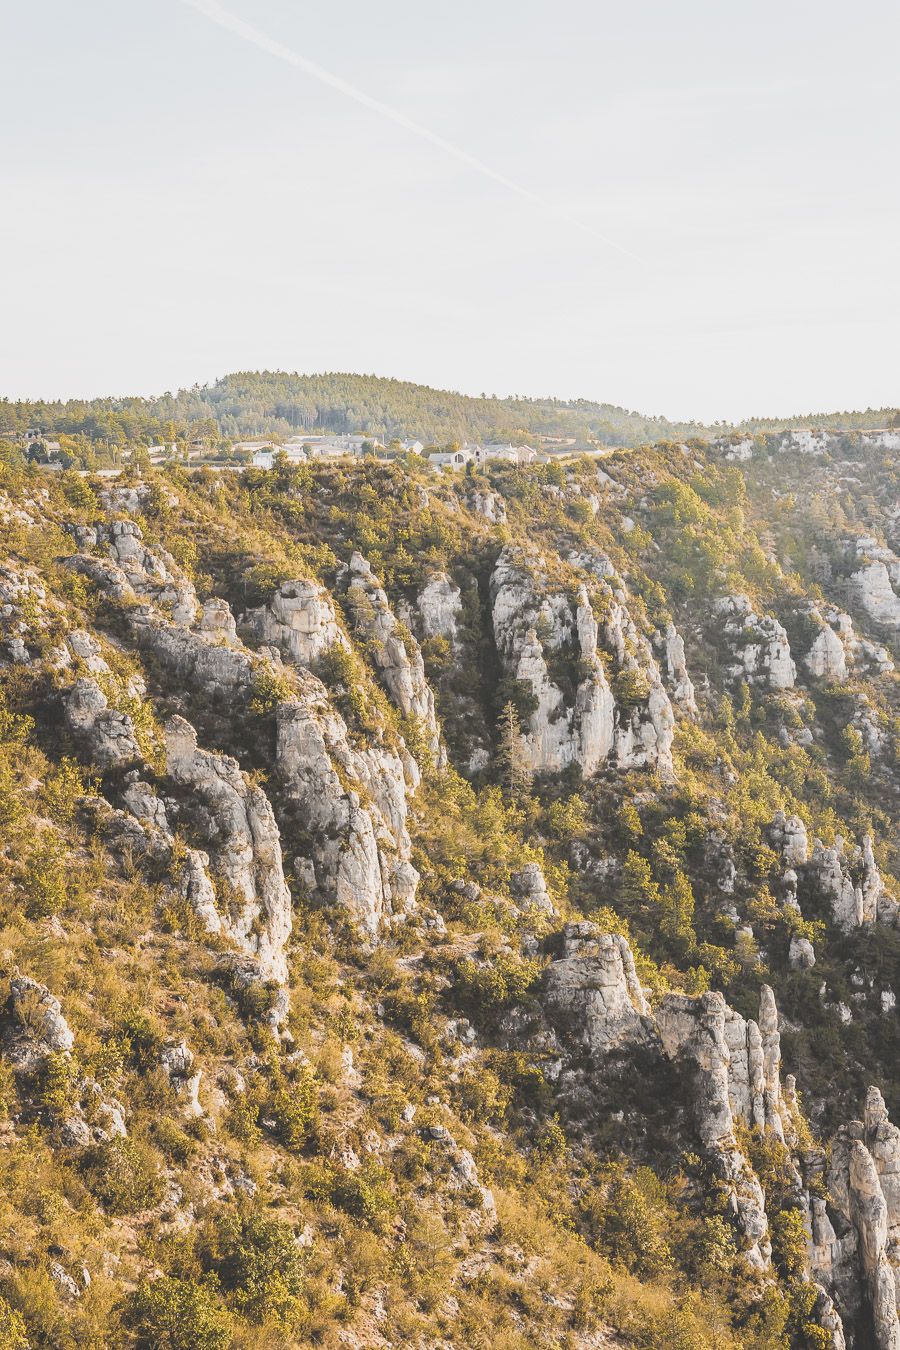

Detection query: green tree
(496, 701), (533, 800)
(126, 1276), (232, 1350)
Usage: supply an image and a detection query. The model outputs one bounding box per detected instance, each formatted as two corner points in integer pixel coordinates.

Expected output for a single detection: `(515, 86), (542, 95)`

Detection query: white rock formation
(343, 552), (441, 756)
(470, 490), (506, 523)
(418, 572), (462, 643)
(808, 835), (892, 932)
(509, 862), (555, 914)
(491, 549), (674, 778)
(806, 624), (849, 682)
(820, 1089), (900, 1350)
(244, 579), (347, 666)
(851, 539), (900, 628)
(165, 716), (292, 983)
(715, 595), (796, 690)
(769, 811), (810, 867)
(657, 989), (775, 1267)
(2, 977), (127, 1145)
(63, 677), (142, 769)
(275, 677), (420, 938)
(543, 922), (651, 1052)
(662, 622), (698, 713)
(92, 520), (198, 625)
(160, 1040), (203, 1117)
(199, 598), (239, 646)
(3, 975), (75, 1066)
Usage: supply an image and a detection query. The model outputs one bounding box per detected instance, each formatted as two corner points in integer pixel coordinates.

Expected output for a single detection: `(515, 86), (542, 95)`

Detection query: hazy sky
(2, 0), (898, 421)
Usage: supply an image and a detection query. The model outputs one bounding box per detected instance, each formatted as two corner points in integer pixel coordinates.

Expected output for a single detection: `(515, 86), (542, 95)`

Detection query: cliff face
(490, 546), (679, 779)
(0, 440), (899, 1349)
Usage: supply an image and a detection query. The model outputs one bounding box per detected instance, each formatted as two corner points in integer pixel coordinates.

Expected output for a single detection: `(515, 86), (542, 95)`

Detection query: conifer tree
(496, 701), (533, 800)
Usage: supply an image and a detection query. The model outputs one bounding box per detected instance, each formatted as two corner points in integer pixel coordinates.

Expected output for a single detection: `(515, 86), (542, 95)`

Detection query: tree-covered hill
(2, 370), (898, 454)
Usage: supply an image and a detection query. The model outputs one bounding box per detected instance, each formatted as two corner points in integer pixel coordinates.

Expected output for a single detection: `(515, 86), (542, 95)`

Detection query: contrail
(177, 0), (641, 262)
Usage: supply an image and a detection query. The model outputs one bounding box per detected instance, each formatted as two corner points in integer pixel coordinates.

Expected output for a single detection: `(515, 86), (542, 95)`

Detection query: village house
(476, 442), (537, 466)
(428, 446), (475, 471)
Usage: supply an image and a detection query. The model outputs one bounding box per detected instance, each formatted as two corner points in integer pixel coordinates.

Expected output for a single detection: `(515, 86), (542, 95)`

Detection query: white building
(428, 447), (474, 471)
(477, 442), (537, 466)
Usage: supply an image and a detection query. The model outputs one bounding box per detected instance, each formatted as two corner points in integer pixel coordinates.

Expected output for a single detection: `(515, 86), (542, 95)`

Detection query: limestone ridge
(542, 921), (900, 1342)
(490, 546), (679, 778)
(768, 812), (899, 933)
(714, 594), (797, 690)
(237, 567), (423, 934)
(339, 550), (443, 761)
(65, 514), (422, 941)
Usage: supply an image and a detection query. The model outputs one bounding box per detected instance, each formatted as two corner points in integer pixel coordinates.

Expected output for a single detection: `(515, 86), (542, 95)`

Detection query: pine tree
(496, 701), (533, 800)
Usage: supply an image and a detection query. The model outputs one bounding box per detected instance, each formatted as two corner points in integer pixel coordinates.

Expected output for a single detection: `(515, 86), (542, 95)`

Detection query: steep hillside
(0, 433), (898, 1348)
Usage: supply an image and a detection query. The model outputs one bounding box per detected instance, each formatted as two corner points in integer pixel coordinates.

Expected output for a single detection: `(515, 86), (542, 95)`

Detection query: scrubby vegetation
(0, 427), (897, 1347)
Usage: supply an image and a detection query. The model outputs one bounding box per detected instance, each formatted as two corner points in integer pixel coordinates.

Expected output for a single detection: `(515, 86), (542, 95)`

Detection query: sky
(1, 0), (898, 422)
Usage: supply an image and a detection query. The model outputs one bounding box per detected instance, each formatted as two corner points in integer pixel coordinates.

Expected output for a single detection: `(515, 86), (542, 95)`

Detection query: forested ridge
(2, 371), (898, 456)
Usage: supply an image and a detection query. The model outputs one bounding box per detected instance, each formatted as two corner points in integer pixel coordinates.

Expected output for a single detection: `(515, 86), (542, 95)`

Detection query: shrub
(454, 952), (542, 1016)
(37, 1051), (80, 1119)
(82, 1136), (163, 1214)
(269, 1063), (318, 1150)
(249, 666), (294, 718)
(206, 1210), (306, 1323)
(0, 1295), (29, 1350)
(126, 1276), (232, 1350)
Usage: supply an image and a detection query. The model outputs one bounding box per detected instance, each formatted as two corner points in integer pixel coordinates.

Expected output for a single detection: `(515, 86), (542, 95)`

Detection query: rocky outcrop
(164, 717), (292, 983)
(769, 811), (810, 867)
(510, 862), (555, 915)
(850, 539), (900, 629)
(78, 520), (198, 626)
(723, 986), (790, 1142)
(491, 549), (675, 779)
(543, 923), (650, 1052)
(417, 572), (462, 643)
(199, 598), (239, 646)
(817, 1089), (900, 1350)
(132, 609), (257, 695)
(63, 677), (142, 769)
(657, 990), (775, 1267)
(806, 624), (849, 683)
(243, 579), (347, 666)
(275, 679), (419, 938)
(808, 835), (893, 932)
(715, 595), (796, 690)
(2, 976), (75, 1068)
(66, 518), (420, 944)
(470, 490), (506, 523)
(160, 1040), (202, 1118)
(342, 553), (441, 756)
(67, 523), (253, 696)
(2, 977), (127, 1145)
(661, 622), (698, 713)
